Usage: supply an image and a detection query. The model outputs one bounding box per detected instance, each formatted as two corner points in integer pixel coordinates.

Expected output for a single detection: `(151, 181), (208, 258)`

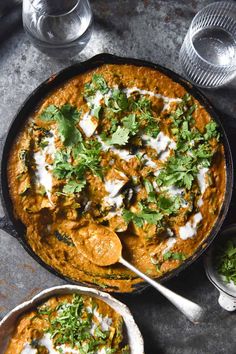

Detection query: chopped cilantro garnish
(105, 89), (129, 112)
(216, 240), (236, 285)
(163, 251), (186, 261)
(62, 180), (86, 194)
(143, 179), (157, 203)
(72, 140), (103, 178)
(41, 294), (110, 351)
(157, 155), (198, 190)
(84, 74), (109, 97)
(157, 194), (181, 215)
(40, 104), (82, 146)
(122, 113), (139, 136)
(204, 121), (220, 141)
(107, 126), (130, 146)
(123, 205), (163, 228)
(134, 97), (159, 138)
(53, 150), (74, 180)
(52, 140), (102, 194)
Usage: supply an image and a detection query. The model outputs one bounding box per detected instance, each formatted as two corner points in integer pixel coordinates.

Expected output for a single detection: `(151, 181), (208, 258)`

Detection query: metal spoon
(70, 224), (205, 323)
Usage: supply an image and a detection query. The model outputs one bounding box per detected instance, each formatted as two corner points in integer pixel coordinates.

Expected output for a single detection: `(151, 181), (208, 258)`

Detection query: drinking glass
(22, 0), (93, 58)
(179, 1), (236, 88)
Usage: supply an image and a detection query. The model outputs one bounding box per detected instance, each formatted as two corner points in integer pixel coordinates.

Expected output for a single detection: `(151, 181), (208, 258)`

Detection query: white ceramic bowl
(204, 224), (236, 311)
(0, 285), (144, 353)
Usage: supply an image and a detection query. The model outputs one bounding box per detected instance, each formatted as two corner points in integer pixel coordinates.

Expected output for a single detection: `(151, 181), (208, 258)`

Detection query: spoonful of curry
(70, 223), (205, 323)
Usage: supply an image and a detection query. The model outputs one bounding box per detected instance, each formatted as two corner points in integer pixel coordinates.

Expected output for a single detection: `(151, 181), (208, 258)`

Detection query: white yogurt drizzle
(162, 237), (177, 255)
(34, 134), (56, 205)
(142, 131), (176, 161)
(124, 87), (182, 111)
(197, 167), (209, 207)
(179, 212), (203, 240)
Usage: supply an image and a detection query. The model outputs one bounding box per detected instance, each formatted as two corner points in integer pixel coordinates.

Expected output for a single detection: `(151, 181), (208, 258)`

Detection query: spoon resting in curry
(69, 223), (205, 323)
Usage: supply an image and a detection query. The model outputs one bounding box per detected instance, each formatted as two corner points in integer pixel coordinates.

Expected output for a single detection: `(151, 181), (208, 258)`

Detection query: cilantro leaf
(72, 140), (103, 178)
(105, 89), (128, 112)
(157, 194), (181, 215)
(157, 155), (198, 190)
(163, 251), (186, 261)
(53, 151), (74, 180)
(84, 74), (109, 97)
(204, 121), (220, 141)
(123, 207), (163, 227)
(122, 113), (139, 136)
(39, 104), (60, 121)
(108, 126), (130, 146)
(62, 180), (86, 194)
(122, 209), (145, 228)
(135, 97), (159, 138)
(216, 240), (236, 285)
(40, 104), (82, 146)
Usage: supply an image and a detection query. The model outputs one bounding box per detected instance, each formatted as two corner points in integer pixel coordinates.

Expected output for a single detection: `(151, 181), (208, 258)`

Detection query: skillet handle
(0, 215), (19, 239)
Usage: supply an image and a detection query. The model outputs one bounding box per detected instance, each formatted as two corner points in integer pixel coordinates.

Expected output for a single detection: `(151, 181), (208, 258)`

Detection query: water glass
(22, 0), (93, 58)
(179, 1), (236, 88)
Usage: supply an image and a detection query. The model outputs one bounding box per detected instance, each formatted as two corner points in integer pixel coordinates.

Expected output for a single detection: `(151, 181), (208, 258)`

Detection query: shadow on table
(0, 4), (22, 44)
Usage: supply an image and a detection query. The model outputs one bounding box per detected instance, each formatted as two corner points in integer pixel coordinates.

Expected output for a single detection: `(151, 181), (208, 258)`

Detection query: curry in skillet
(8, 64), (226, 292)
(5, 293), (129, 353)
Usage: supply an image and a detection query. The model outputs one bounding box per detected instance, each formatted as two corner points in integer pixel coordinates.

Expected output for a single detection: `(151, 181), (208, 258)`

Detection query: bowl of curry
(1, 54), (233, 293)
(0, 285), (144, 353)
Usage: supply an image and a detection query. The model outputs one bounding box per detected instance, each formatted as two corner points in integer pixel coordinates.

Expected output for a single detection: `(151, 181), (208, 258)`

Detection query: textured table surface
(0, 1), (236, 353)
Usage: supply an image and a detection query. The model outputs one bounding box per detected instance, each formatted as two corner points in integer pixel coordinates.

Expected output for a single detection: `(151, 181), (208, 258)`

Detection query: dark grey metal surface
(0, 1), (236, 353)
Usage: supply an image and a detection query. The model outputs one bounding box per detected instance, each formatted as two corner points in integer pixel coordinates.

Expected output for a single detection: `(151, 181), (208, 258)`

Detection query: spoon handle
(119, 257), (205, 323)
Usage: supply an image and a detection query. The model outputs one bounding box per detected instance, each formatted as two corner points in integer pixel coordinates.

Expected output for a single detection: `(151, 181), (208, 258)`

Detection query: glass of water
(22, 0), (93, 58)
(179, 1), (236, 88)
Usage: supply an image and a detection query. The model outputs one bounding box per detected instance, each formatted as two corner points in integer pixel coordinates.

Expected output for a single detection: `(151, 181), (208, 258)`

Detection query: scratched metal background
(0, 1), (236, 353)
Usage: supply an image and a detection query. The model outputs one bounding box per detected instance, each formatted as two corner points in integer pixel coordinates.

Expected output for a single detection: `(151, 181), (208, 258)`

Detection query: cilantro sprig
(105, 88), (128, 112)
(84, 74), (109, 97)
(107, 126), (130, 146)
(53, 140), (102, 183)
(40, 104), (82, 146)
(163, 251), (186, 261)
(134, 97), (160, 138)
(123, 204), (163, 228)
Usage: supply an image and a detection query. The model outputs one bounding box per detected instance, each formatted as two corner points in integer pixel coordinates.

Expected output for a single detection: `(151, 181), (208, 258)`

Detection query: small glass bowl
(204, 224), (236, 311)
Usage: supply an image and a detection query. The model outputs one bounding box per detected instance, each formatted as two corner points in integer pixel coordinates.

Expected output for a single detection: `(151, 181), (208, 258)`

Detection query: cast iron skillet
(0, 53), (233, 293)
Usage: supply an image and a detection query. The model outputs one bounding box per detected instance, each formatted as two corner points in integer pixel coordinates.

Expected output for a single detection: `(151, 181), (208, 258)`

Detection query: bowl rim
(0, 284), (144, 353)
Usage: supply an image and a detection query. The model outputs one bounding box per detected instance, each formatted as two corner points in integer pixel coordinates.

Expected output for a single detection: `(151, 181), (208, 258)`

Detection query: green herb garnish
(122, 113), (139, 136)
(107, 126), (130, 146)
(123, 205), (163, 228)
(84, 74), (109, 97)
(163, 251), (186, 261)
(62, 179), (86, 194)
(105, 89), (128, 112)
(40, 104), (82, 146)
(216, 240), (236, 285)
(41, 294), (110, 351)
